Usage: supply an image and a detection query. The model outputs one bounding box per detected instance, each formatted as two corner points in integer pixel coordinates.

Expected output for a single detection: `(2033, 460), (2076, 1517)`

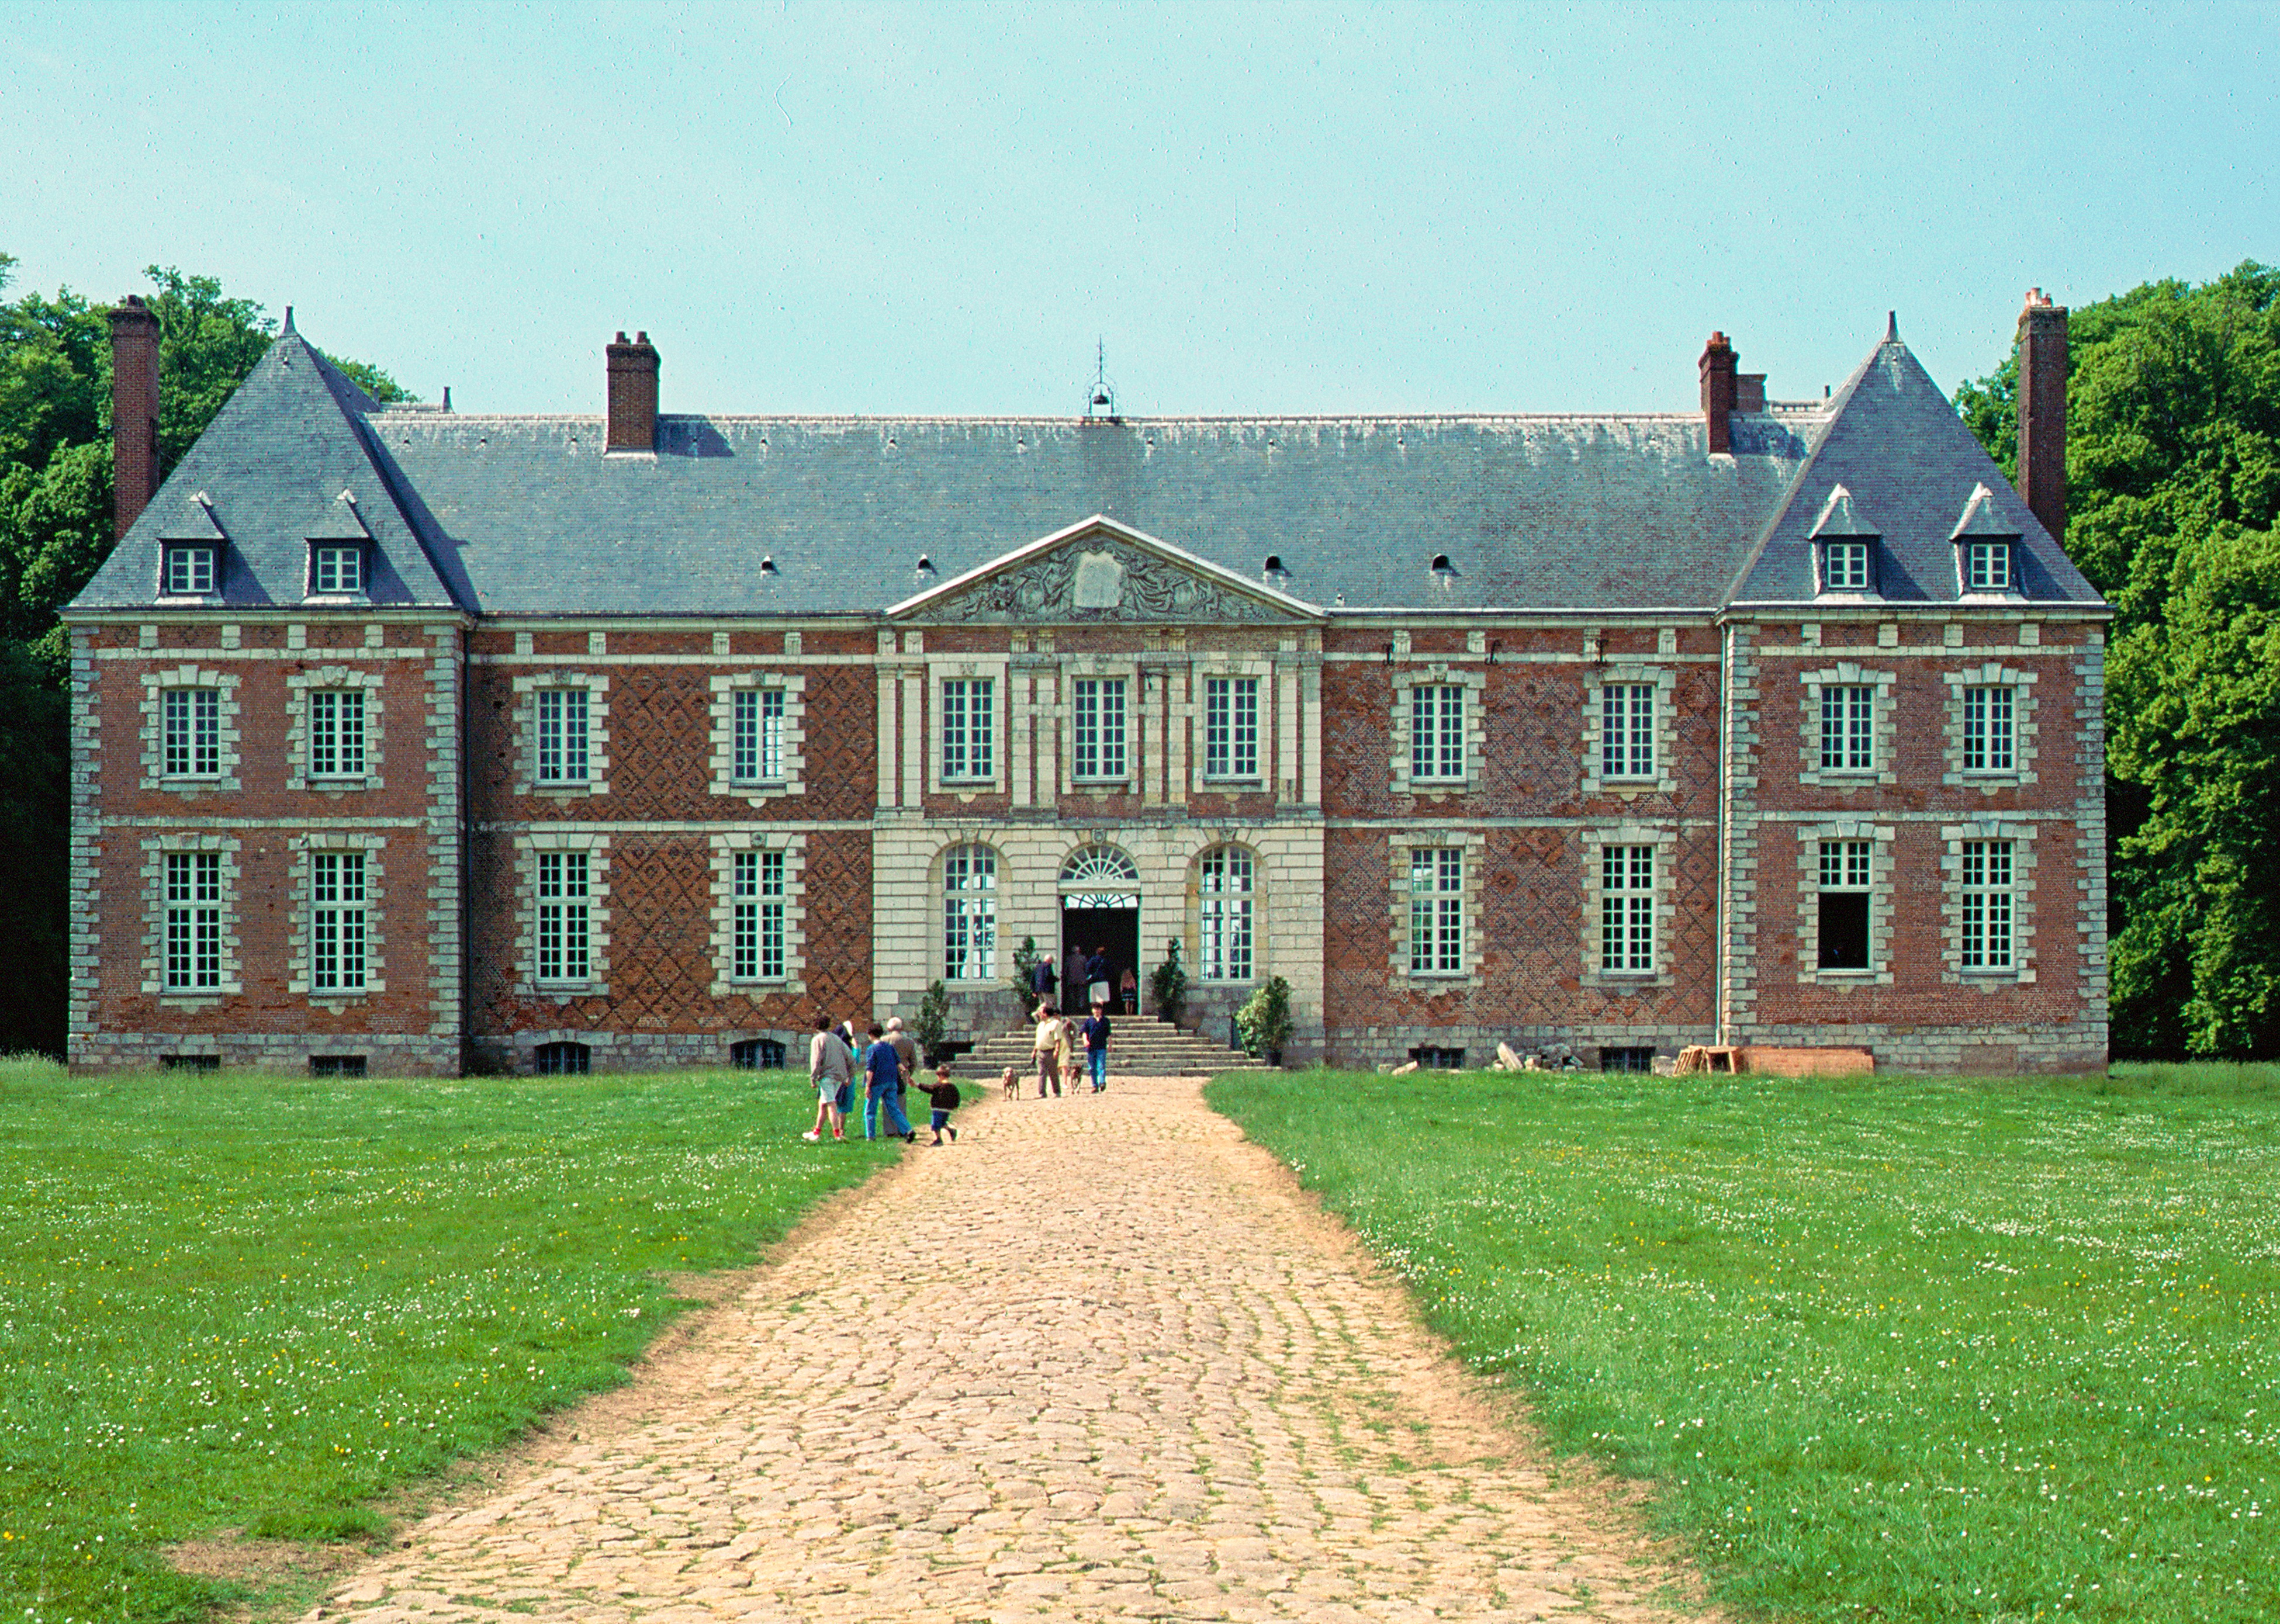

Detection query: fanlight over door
(1060, 844), (1140, 910)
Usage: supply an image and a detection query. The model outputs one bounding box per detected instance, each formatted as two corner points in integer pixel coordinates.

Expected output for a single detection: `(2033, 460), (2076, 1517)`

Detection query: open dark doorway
(1061, 906), (1140, 1014)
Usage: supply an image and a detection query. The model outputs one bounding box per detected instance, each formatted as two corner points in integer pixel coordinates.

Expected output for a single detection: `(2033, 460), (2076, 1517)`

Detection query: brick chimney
(108, 295), (161, 538)
(1699, 331), (1738, 454)
(2015, 289), (2068, 542)
(606, 330), (660, 452)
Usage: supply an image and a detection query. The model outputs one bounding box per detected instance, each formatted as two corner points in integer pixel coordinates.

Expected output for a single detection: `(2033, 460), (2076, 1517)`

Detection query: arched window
(1060, 844), (1140, 909)
(534, 1040), (590, 1075)
(942, 844), (998, 980)
(1198, 847), (1255, 982)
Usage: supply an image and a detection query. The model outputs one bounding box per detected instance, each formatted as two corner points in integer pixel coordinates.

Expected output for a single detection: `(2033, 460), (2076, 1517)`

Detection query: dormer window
(1963, 540), (2012, 592)
(309, 544), (365, 597)
(162, 544), (217, 596)
(1821, 541), (1871, 593)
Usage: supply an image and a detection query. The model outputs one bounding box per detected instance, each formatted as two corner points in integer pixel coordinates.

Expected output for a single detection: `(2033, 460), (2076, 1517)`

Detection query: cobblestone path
(309, 1076), (1702, 1623)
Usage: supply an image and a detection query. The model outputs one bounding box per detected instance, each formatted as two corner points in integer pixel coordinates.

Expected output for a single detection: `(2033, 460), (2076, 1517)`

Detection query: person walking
(833, 1022), (860, 1123)
(1062, 941), (1088, 1015)
(912, 1063), (961, 1145)
(1081, 999), (1113, 1093)
(1085, 945), (1111, 1010)
(804, 1014), (851, 1142)
(863, 1022), (915, 1142)
(886, 1017), (920, 1091)
(1031, 1003), (1064, 1097)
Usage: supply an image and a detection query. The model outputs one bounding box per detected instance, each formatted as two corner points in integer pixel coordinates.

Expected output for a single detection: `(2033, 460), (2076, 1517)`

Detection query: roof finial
(1886, 310), (1898, 341)
(282, 305), (296, 335)
(1086, 340), (1117, 420)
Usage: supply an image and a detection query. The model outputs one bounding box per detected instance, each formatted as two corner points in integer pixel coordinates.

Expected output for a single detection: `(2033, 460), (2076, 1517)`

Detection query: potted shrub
(1236, 975), (1293, 1065)
(1149, 937), (1188, 1026)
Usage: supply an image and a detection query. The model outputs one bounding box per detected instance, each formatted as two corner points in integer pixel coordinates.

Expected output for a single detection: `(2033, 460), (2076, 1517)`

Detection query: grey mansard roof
(70, 324), (2105, 617)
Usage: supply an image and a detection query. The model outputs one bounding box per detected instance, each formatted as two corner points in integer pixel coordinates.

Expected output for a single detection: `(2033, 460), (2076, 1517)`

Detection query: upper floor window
(942, 844), (998, 980)
(307, 690), (366, 780)
(310, 851), (368, 993)
(1203, 677), (1261, 780)
(1960, 840), (2015, 970)
(162, 688), (221, 778)
(1199, 847), (1255, 982)
(536, 688), (590, 784)
(1600, 845), (1656, 972)
(1821, 541), (1871, 593)
(1601, 684), (1656, 779)
(163, 851), (223, 992)
(1816, 839), (1871, 971)
(731, 849), (787, 982)
(941, 678), (995, 781)
(1963, 686), (2015, 773)
(1963, 541), (2012, 592)
(1411, 685), (1466, 781)
(1819, 685), (1876, 772)
(1072, 678), (1126, 781)
(535, 850), (591, 982)
(163, 545), (216, 596)
(732, 688), (786, 783)
(309, 545), (364, 595)
(1407, 847), (1465, 974)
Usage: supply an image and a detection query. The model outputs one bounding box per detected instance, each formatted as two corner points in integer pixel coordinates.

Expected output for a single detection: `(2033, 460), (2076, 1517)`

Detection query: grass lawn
(1209, 1064), (2280, 1623)
(0, 1055), (899, 1624)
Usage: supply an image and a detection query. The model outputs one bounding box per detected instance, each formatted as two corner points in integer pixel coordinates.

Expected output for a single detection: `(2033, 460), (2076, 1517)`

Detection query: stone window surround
(928, 658), (1009, 796)
(140, 832), (243, 1000)
(514, 829), (611, 997)
(283, 666), (388, 792)
(1192, 659), (1274, 790)
(1940, 818), (2039, 985)
(1389, 828), (1486, 988)
(1389, 663), (1487, 797)
(1797, 662), (1900, 788)
(1793, 819), (1897, 986)
(1063, 658), (1138, 792)
(707, 671), (808, 802)
(511, 670), (611, 798)
(1941, 662), (2042, 791)
(1580, 822), (1679, 989)
(288, 831), (388, 1003)
(1582, 664), (1679, 796)
(139, 666), (243, 795)
(708, 831), (807, 996)
(1192, 841), (1262, 985)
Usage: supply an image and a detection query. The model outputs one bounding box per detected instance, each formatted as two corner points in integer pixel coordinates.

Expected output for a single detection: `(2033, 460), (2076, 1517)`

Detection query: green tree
(1958, 262), (2280, 1055)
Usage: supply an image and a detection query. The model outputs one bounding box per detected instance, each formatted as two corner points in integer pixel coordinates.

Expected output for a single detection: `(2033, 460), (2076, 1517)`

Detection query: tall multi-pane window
(310, 851), (367, 993)
(1963, 686), (2015, 773)
(1407, 847), (1464, 974)
(1199, 847), (1255, 981)
(1601, 684), (1656, 779)
(1600, 845), (1656, 972)
(308, 690), (366, 780)
(162, 688), (220, 778)
(536, 689), (590, 784)
(535, 851), (590, 982)
(732, 688), (786, 782)
(1823, 541), (1871, 591)
(1964, 541), (2012, 591)
(732, 850), (787, 981)
(1960, 840), (2015, 969)
(1816, 839), (1872, 971)
(941, 678), (995, 781)
(1411, 685), (1465, 781)
(942, 844), (998, 979)
(1072, 678), (1127, 780)
(164, 851), (223, 991)
(1203, 677), (1261, 780)
(1819, 685), (1876, 771)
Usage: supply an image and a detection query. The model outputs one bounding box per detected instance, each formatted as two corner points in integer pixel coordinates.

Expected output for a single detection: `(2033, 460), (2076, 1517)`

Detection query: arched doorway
(1058, 845), (1140, 1014)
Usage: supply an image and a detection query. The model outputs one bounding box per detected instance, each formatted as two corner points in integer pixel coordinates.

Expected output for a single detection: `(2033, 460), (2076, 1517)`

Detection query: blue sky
(4, 2), (2273, 417)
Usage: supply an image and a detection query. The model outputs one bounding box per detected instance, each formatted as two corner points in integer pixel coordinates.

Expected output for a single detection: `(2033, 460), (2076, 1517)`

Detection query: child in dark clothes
(914, 1065), (961, 1144)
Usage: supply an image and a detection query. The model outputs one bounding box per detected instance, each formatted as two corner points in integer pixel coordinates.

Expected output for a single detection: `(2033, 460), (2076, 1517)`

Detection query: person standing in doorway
(1085, 945), (1111, 1010)
(1062, 941), (1088, 1015)
(1118, 964), (1138, 1014)
(1031, 1003), (1064, 1098)
(804, 1014), (851, 1142)
(1030, 951), (1057, 1010)
(1081, 1000), (1113, 1093)
(863, 1022), (915, 1142)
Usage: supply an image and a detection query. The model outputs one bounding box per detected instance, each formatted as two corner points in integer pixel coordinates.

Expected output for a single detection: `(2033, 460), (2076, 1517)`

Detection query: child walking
(914, 1064), (962, 1145)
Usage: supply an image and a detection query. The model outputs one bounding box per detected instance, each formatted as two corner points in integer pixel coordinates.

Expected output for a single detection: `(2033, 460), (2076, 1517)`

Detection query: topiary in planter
(1235, 975), (1293, 1064)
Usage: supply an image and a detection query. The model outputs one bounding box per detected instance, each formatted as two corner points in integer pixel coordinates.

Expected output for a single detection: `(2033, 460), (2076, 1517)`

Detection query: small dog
(1001, 1063), (1020, 1101)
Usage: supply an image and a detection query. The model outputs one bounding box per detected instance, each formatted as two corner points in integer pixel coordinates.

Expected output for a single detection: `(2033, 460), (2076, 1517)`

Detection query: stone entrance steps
(961, 1014), (1275, 1078)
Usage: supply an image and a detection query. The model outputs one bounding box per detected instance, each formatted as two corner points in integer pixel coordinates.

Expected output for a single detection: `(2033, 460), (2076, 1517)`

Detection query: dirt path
(307, 1075), (1704, 1623)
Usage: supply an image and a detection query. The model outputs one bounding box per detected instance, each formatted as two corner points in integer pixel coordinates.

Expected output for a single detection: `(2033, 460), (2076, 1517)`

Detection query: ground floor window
(164, 850), (223, 991)
(1599, 1045), (1655, 1074)
(310, 1055), (366, 1078)
(1199, 847), (1254, 981)
(732, 850), (787, 981)
(1408, 848), (1465, 974)
(1961, 840), (2015, 969)
(1816, 839), (1872, 971)
(731, 1038), (787, 1069)
(1407, 1045), (1466, 1070)
(536, 851), (591, 983)
(1600, 845), (1656, 972)
(161, 1054), (219, 1073)
(534, 1041), (590, 1075)
(942, 844), (998, 980)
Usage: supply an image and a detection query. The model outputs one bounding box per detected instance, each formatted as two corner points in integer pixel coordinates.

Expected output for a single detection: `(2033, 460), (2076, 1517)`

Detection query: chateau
(64, 295), (2108, 1075)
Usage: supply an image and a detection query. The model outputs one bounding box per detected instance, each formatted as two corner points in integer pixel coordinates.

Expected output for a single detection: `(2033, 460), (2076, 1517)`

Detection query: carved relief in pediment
(914, 535), (1293, 624)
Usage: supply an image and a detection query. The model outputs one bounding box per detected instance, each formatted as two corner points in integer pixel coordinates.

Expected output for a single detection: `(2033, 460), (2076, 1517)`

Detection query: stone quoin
(64, 295), (2105, 1075)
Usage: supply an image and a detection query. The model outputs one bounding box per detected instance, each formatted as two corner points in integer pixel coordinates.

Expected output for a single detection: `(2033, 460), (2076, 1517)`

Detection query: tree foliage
(1960, 262), (2280, 1055)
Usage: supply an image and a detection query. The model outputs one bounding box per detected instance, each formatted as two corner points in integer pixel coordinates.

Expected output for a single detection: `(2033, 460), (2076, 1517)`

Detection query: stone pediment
(892, 516), (1321, 625)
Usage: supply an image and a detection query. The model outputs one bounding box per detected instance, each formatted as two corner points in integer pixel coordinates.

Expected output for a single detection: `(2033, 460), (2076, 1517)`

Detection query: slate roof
(70, 324), (2105, 618)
